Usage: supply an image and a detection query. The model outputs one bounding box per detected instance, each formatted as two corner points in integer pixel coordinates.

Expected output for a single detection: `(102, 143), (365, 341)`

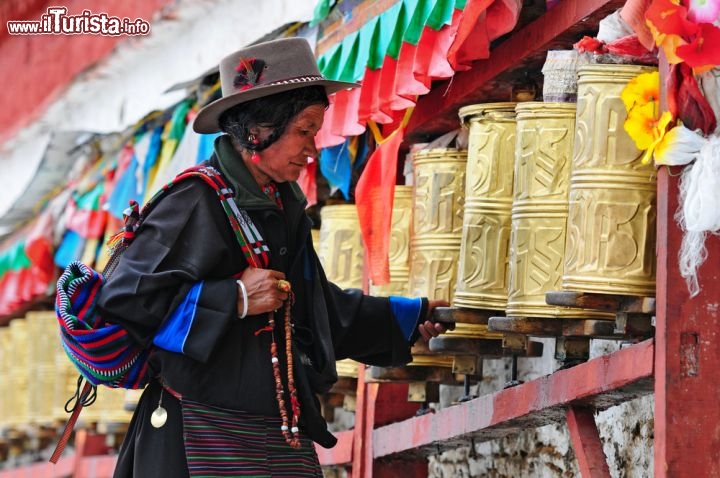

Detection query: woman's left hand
(417, 300), (454, 342)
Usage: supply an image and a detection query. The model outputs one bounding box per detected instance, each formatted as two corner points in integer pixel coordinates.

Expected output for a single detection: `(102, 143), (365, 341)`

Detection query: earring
(248, 134), (261, 163)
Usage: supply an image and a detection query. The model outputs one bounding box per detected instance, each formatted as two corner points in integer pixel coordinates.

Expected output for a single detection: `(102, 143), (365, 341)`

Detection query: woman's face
(247, 104), (325, 185)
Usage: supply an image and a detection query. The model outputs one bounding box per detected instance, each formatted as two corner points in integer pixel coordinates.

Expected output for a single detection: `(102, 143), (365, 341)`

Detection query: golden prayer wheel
(0, 327), (9, 429)
(506, 102), (609, 319)
(53, 328), (83, 423)
(317, 204), (364, 290)
(335, 359), (360, 379)
(26, 311), (58, 425)
(454, 103), (517, 310)
(8, 319), (29, 428)
(409, 148), (466, 302)
(79, 386), (133, 427)
(563, 65), (657, 296)
(311, 228), (321, 251)
(124, 389), (144, 412)
(369, 185), (413, 297)
(410, 148), (477, 362)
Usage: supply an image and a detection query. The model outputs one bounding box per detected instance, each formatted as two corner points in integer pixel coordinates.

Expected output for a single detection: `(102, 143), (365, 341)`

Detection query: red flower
(675, 22), (720, 69)
(645, 0), (699, 39)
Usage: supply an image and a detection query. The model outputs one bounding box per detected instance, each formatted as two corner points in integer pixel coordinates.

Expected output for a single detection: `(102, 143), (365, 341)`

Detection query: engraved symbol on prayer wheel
(317, 204), (364, 290)
(562, 65), (657, 296)
(454, 103), (517, 310)
(369, 185), (413, 297)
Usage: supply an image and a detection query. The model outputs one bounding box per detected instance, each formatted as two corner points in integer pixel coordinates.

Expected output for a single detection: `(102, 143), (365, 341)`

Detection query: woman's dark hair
(218, 86), (329, 152)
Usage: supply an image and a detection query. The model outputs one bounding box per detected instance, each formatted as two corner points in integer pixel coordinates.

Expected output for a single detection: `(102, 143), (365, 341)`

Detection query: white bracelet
(236, 279), (248, 319)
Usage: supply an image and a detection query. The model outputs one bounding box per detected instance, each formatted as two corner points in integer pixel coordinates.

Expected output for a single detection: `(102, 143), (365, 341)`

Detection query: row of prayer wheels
(0, 311), (134, 433)
(315, 63), (657, 380)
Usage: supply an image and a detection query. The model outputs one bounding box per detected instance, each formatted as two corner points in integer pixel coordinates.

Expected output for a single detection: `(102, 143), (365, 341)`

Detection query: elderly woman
(98, 38), (450, 477)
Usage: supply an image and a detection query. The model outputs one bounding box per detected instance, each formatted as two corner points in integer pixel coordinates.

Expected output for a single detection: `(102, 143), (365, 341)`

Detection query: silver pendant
(151, 387), (167, 428)
(151, 405), (167, 428)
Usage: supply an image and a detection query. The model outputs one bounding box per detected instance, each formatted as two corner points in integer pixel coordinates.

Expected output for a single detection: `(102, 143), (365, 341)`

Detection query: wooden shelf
(545, 291), (656, 314)
(371, 339), (653, 460)
(489, 315), (654, 339)
(406, 0), (626, 142)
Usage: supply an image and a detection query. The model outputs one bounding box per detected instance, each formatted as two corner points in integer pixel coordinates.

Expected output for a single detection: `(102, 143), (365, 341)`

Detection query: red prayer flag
(388, 41), (421, 110)
(330, 88), (366, 138)
(358, 68), (392, 125)
(375, 56), (404, 122)
(448, 0), (521, 71)
(355, 126), (406, 285)
(447, 0), (493, 71)
(316, 96), (348, 149)
(426, 9), (464, 79)
(297, 158), (318, 208)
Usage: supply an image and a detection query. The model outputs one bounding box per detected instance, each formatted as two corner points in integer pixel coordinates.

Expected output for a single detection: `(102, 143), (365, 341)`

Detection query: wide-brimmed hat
(193, 37), (358, 134)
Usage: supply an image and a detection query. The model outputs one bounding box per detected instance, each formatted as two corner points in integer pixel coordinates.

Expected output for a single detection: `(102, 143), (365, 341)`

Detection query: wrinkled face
(248, 104), (325, 185)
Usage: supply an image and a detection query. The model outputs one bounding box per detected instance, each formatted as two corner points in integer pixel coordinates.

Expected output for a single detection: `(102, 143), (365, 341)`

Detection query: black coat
(98, 135), (419, 473)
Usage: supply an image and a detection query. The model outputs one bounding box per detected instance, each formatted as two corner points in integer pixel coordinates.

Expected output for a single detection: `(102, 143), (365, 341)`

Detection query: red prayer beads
(267, 291), (301, 448)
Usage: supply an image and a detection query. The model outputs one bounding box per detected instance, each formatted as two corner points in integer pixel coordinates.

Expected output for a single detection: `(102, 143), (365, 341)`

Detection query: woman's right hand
(237, 267), (290, 317)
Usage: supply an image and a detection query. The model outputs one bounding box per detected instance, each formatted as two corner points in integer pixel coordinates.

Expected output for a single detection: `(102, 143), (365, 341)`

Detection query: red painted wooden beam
(0, 456), (72, 477)
(406, 0), (625, 141)
(316, 430), (354, 466)
(372, 339), (654, 458)
(76, 456), (116, 478)
(566, 407), (611, 478)
(655, 165), (720, 477)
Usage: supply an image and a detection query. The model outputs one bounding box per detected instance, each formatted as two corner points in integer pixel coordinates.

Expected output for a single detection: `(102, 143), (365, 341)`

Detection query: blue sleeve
(388, 296), (423, 342)
(153, 281), (204, 353)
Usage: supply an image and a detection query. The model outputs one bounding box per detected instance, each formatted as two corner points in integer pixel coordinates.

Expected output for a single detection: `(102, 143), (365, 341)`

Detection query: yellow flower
(625, 101), (661, 150)
(642, 111), (674, 164)
(621, 71), (660, 111)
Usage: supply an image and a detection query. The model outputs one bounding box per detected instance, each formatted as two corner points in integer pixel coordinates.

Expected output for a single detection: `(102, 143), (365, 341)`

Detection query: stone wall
(426, 340), (654, 478)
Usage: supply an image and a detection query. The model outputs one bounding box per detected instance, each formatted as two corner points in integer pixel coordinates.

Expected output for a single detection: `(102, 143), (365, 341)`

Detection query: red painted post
(655, 166), (720, 477)
(566, 407), (611, 478)
(352, 368), (427, 477)
(352, 370), (373, 477)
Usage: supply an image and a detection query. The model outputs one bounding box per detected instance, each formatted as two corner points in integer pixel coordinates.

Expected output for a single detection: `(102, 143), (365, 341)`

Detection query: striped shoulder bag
(51, 163), (270, 462)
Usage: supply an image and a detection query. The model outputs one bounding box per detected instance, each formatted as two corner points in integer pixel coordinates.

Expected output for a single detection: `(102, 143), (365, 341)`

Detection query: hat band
(261, 75), (326, 87)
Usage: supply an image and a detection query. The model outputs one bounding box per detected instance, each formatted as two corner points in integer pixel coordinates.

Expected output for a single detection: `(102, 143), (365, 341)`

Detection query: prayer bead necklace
(260, 288), (300, 448)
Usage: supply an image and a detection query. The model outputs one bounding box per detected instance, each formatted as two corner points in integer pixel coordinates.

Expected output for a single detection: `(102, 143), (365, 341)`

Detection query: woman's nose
(305, 140), (318, 158)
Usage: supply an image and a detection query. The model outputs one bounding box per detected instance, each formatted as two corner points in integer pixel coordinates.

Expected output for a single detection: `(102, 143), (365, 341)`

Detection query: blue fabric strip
(153, 281), (204, 353)
(389, 296), (422, 341)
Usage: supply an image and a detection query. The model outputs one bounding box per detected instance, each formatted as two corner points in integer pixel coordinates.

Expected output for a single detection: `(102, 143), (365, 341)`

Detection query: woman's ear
(248, 126), (262, 137)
